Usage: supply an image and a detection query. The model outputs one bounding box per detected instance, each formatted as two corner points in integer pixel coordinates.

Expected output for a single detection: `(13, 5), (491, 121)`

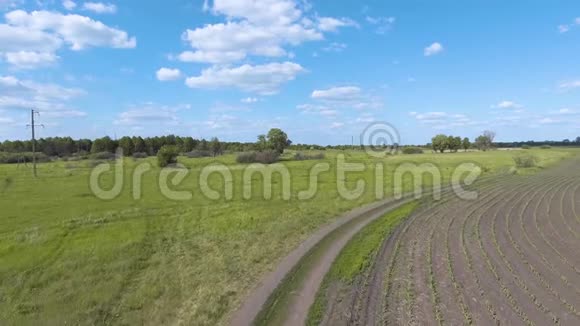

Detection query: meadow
(0, 147), (578, 325)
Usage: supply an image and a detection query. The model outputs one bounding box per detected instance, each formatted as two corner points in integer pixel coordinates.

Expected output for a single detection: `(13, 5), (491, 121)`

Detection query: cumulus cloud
(185, 61), (305, 94)
(317, 17), (358, 32)
(0, 10), (135, 68)
(301, 86), (383, 116)
(424, 42), (444, 56)
(175, 0), (356, 65)
(82, 2), (117, 14)
(3, 51), (59, 69)
(62, 0), (76, 10)
(311, 86), (361, 101)
(156, 68), (182, 81)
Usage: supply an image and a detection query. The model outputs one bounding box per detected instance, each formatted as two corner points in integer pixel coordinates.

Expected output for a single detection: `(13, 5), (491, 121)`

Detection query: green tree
(157, 145), (179, 167)
(475, 130), (496, 151)
(118, 136), (134, 156)
(198, 139), (209, 151)
(462, 137), (471, 152)
(209, 137), (222, 157)
(256, 134), (267, 152)
(431, 134), (448, 153)
(446, 135), (461, 152)
(182, 137), (195, 152)
(91, 136), (114, 153)
(266, 128), (290, 154)
(133, 136), (146, 153)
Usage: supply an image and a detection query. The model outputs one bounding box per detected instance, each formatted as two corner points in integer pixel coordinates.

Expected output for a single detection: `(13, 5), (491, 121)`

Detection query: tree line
(1, 132), (579, 158)
(430, 130), (496, 153)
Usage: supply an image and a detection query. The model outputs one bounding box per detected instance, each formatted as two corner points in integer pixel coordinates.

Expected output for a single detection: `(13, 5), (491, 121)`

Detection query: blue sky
(1, 0), (580, 145)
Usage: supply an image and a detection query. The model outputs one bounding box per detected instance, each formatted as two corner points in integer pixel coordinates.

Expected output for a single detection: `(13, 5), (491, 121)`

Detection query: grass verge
(306, 201), (419, 326)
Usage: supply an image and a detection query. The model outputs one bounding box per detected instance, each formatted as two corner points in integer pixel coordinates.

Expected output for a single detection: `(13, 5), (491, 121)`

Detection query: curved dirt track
(329, 159), (580, 326)
(230, 196), (413, 326)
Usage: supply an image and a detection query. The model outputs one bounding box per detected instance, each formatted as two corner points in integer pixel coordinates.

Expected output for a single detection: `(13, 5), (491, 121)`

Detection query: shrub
(521, 145), (531, 149)
(90, 152), (116, 160)
(0, 152), (50, 164)
(132, 152), (148, 159)
(184, 150), (211, 158)
(294, 152), (325, 161)
(513, 154), (538, 168)
(236, 152), (257, 163)
(157, 145), (179, 167)
(236, 150), (280, 164)
(401, 147), (424, 154)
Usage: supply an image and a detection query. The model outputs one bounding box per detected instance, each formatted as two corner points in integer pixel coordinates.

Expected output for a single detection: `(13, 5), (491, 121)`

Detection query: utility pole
(27, 109), (43, 178)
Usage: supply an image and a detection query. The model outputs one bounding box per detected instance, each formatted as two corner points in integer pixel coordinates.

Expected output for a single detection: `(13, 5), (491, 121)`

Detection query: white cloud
(185, 61), (305, 94)
(311, 86), (361, 101)
(317, 17), (358, 32)
(114, 103), (190, 126)
(0, 75), (85, 117)
(322, 42), (347, 52)
(558, 25), (570, 33)
(424, 42), (444, 56)
(241, 97), (258, 103)
(177, 50), (245, 64)
(82, 2), (117, 14)
(3, 51), (58, 69)
(0, 10), (135, 68)
(558, 80), (580, 91)
(298, 103), (337, 117)
(62, 0), (76, 10)
(156, 68), (182, 81)
(365, 16), (395, 34)
(538, 117), (562, 125)
(412, 111), (479, 129)
(558, 17), (580, 33)
(492, 100), (523, 110)
(330, 122), (344, 129)
(181, 20), (320, 63)
(553, 108), (579, 115)
(5, 10), (135, 50)
(177, 0), (355, 64)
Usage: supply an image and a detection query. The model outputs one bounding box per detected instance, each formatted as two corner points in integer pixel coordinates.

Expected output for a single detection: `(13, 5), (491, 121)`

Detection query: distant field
(0, 147), (578, 325)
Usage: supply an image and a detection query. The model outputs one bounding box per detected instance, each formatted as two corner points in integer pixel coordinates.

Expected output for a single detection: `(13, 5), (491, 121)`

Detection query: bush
(0, 152), (50, 164)
(90, 152), (116, 160)
(401, 147), (424, 154)
(236, 152), (256, 163)
(157, 145), (179, 167)
(294, 152), (325, 161)
(521, 145), (531, 149)
(184, 150), (211, 158)
(540, 145), (551, 149)
(132, 152), (148, 159)
(236, 150), (280, 164)
(513, 154), (538, 168)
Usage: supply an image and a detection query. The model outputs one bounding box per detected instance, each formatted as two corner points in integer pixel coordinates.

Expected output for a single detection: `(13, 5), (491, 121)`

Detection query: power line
(26, 109), (44, 178)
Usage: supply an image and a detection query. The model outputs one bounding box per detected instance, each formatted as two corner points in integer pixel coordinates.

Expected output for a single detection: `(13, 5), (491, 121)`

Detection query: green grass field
(0, 148), (578, 325)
